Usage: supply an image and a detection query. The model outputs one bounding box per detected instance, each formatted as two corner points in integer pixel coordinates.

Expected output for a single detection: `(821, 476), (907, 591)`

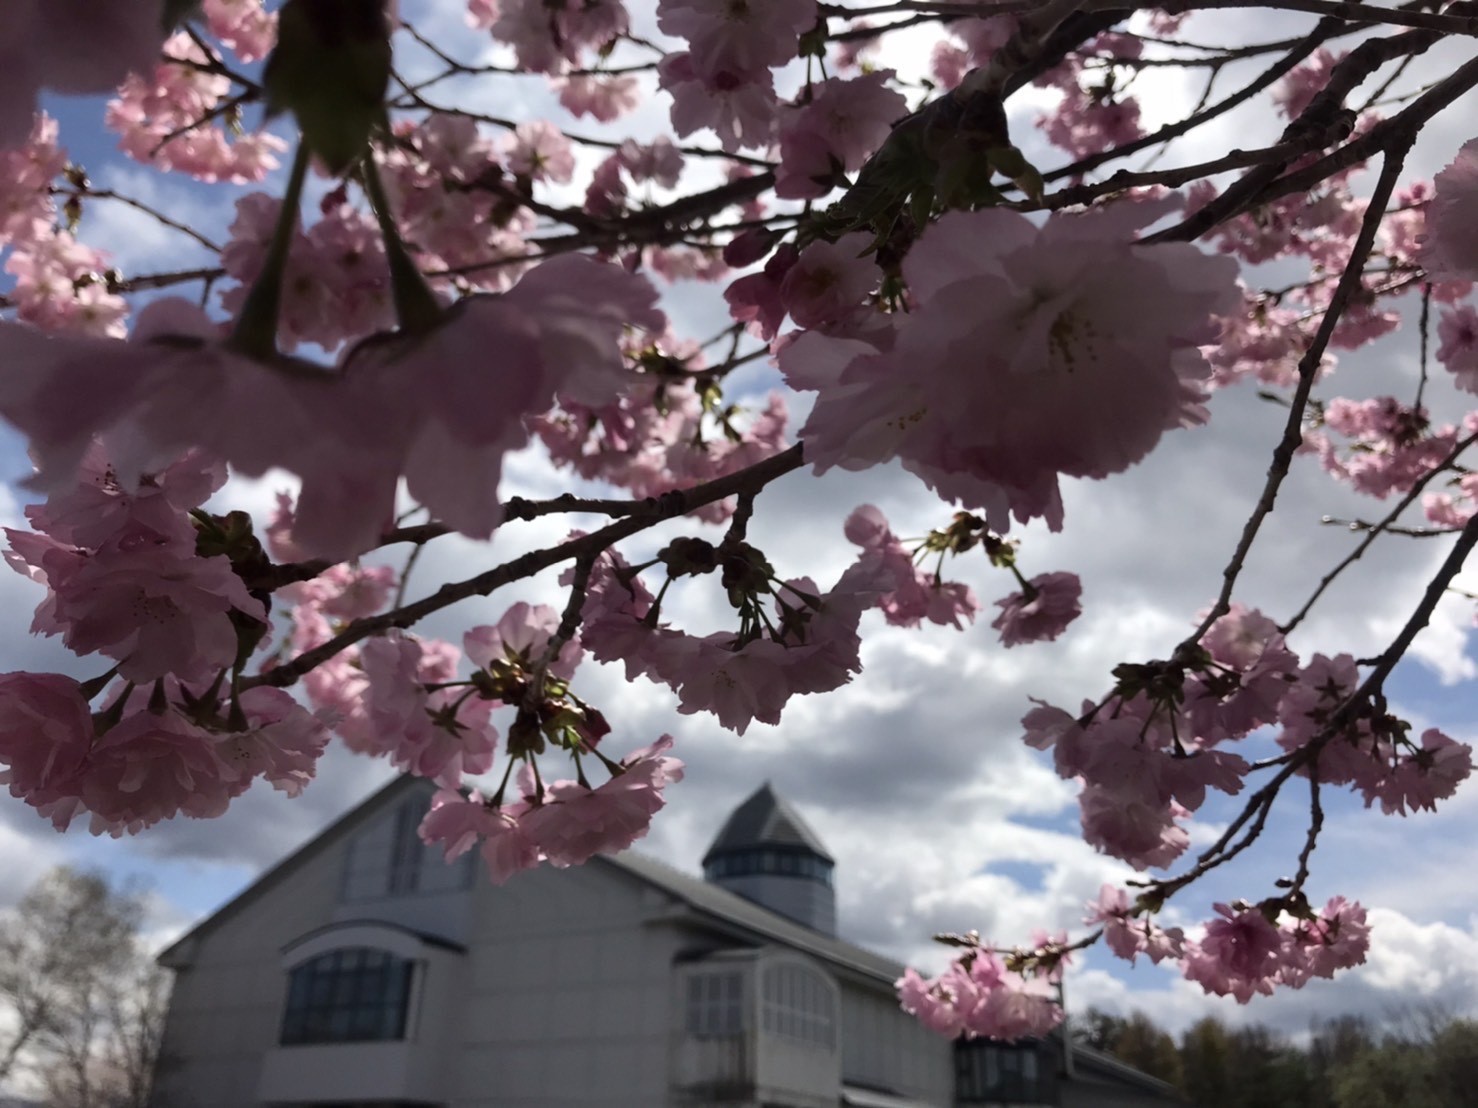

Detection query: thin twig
(1187, 140), (1414, 645)
(1281, 431), (1478, 634)
(247, 445), (805, 689)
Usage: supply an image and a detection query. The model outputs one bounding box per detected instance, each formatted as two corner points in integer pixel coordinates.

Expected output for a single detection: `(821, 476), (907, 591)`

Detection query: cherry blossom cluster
(1025, 605), (1472, 873)
(656, 0), (815, 153)
(1308, 397), (1459, 501)
(534, 332), (789, 524)
(419, 736), (683, 884)
(6, 0), (1478, 1048)
(897, 936), (1066, 1041)
(779, 203), (1241, 534)
(219, 191), (394, 352)
(108, 29), (286, 185)
(0, 255), (664, 559)
(0, 447), (328, 835)
(576, 541), (881, 735)
(479, 0), (628, 77)
(1087, 886), (1371, 1004)
(279, 568), (683, 879)
(1, 115), (127, 338)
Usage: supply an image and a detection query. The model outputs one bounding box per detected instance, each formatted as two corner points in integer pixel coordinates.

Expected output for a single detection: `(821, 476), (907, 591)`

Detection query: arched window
(280, 947), (415, 1045)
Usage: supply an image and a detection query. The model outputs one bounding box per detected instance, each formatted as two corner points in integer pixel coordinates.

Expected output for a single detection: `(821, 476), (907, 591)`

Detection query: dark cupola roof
(702, 783), (834, 865)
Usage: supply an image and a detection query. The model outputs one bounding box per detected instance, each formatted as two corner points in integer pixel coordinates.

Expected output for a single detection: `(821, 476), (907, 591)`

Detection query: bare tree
(0, 867), (169, 1108)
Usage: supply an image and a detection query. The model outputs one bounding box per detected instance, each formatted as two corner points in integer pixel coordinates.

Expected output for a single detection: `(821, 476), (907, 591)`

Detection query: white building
(151, 777), (1184, 1108)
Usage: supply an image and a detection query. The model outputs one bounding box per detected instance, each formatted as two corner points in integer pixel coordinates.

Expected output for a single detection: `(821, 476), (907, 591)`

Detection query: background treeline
(0, 868), (168, 1108)
(1076, 1005), (1478, 1107)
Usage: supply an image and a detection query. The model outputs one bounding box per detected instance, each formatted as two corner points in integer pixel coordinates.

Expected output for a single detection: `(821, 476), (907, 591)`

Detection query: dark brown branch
(247, 445), (805, 689)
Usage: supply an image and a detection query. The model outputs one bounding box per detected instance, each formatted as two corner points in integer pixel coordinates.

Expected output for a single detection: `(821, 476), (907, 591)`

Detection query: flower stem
(359, 150), (444, 335)
(228, 143), (311, 360)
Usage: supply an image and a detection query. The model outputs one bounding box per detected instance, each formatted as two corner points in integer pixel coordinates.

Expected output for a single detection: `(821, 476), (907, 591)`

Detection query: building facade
(152, 778), (1183, 1108)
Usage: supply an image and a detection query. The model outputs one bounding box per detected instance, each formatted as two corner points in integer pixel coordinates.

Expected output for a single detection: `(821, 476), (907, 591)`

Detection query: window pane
(280, 947), (415, 1046)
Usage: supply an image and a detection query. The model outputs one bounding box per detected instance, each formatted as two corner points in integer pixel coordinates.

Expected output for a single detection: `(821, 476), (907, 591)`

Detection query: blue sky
(4, 0), (1478, 1056)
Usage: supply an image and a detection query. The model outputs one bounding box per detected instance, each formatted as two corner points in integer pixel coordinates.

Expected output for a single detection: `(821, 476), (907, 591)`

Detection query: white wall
(449, 861), (687, 1108)
(154, 836), (349, 1108)
(839, 979), (954, 1105)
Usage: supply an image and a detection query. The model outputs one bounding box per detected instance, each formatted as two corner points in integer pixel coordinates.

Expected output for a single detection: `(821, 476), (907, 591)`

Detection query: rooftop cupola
(702, 783), (837, 935)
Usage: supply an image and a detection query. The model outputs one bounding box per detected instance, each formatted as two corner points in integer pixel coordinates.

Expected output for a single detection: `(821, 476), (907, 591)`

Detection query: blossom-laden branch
(250, 444), (806, 690)
(9, 0), (1478, 1047)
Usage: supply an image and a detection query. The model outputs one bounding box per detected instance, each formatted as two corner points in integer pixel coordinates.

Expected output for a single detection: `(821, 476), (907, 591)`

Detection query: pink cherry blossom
(1422, 137), (1478, 280)
(618, 138), (684, 189)
(0, 672), (95, 808)
(489, 0), (628, 73)
(352, 633), (498, 787)
(726, 243), (798, 340)
(898, 948), (1063, 1042)
(786, 203), (1241, 533)
(1182, 903), (1285, 1003)
(0, 114), (67, 249)
(991, 572), (1082, 646)
(779, 234), (880, 331)
(843, 504), (978, 630)
(1080, 787), (1191, 870)
(26, 444), (225, 552)
(204, 0), (277, 61)
(465, 602), (583, 685)
(1084, 884), (1186, 965)
(522, 736), (684, 866)
(81, 706), (240, 836)
(296, 565), (397, 624)
(107, 33), (286, 184)
(5, 228), (129, 337)
(217, 687), (331, 798)
(658, 0), (817, 82)
(1289, 897), (1370, 981)
(775, 73), (907, 199)
(1312, 397), (1457, 500)
(6, 528), (265, 685)
(505, 121), (577, 184)
(658, 52), (779, 153)
(557, 75), (642, 122)
(419, 788), (542, 885)
(1437, 305), (1478, 392)
(1364, 728), (1473, 816)
(219, 192), (393, 353)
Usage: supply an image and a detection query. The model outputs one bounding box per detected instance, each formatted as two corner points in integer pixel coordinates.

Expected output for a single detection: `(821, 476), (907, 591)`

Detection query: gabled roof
(157, 773), (420, 967)
(157, 774), (883, 983)
(701, 782), (835, 864)
(610, 848), (901, 986)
